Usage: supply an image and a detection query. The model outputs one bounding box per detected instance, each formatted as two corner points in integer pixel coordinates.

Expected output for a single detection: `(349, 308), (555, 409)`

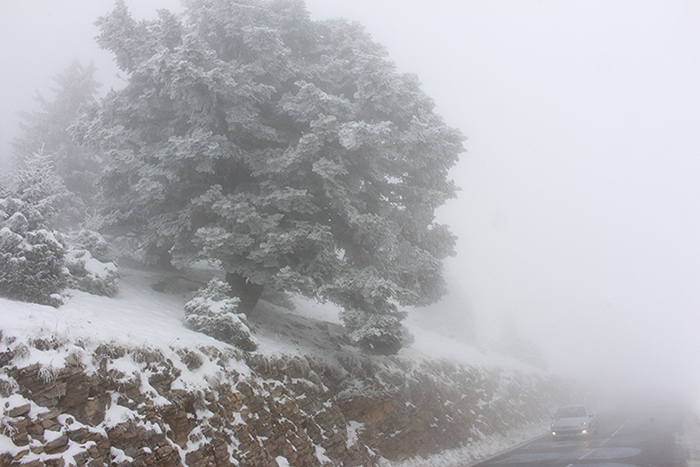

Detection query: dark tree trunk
(226, 272), (264, 315)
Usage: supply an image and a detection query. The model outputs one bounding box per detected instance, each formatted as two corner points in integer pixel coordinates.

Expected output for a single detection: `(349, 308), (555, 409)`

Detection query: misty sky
(1, 1), (698, 401)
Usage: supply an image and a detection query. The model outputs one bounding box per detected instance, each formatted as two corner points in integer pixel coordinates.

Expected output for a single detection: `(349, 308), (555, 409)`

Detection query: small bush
(67, 229), (113, 262)
(340, 308), (409, 355)
(64, 229), (119, 297)
(0, 226), (66, 307)
(184, 278), (257, 352)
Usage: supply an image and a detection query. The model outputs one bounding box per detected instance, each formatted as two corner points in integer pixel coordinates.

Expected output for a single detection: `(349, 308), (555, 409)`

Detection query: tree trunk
(226, 272), (264, 316)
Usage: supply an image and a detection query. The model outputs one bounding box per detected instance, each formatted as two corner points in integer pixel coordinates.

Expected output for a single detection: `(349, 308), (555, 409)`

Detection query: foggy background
(1, 1), (698, 403)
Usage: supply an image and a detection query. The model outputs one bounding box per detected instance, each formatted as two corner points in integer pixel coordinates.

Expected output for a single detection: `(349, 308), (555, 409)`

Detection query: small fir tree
(12, 150), (69, 228)
(0, 196), (67, 307)
(64, 229), (119, 297)
(184, 278), (257, 351)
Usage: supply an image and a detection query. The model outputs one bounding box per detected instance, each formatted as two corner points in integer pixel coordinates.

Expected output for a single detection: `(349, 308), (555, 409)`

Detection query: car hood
(552, 416), (589, 427)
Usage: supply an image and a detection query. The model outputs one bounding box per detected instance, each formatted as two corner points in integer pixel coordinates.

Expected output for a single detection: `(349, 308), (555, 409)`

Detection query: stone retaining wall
(0, 335), (570, 466)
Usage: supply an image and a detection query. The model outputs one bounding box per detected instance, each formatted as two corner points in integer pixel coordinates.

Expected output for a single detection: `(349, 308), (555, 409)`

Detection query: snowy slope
(0, 264), (537, 371)
(1, 267), (220, 352)
(0, 265), (552, 466)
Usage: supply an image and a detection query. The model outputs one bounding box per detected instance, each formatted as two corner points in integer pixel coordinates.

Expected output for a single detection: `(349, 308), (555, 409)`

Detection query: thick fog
(1, 1), (698, 404)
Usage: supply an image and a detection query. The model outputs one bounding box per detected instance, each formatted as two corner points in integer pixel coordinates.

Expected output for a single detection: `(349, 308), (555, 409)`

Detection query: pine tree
(77, 0), (465, 353)
(12, 60), (101, 226)
(12, 150), (69, 229)
(184, 278), (257, 351)
(0, 156), (69, 306)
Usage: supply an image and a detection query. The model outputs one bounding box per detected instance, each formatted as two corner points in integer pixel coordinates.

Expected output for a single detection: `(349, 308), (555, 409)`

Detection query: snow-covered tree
(184, 278), (257, 351)
(0, 192), (67, 307)
(12, 60), (101, 226)
(0, 157), (118, 305)
(63, 229), (119, 297)
(12, 150), (69, 229)
(0, 156), (69, 306)
(77, 0), (465, 353)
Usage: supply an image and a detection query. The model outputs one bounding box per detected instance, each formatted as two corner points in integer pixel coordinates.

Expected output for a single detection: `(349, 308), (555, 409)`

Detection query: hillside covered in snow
(1, 264), (573, 466)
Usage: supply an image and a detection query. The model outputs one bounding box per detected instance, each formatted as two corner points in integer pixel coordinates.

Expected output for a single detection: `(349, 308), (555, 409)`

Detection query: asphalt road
(468, 401), (689, 467)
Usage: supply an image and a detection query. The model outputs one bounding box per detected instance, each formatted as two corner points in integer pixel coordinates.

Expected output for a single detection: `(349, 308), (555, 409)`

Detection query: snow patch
(111, 446), (134, 463)
(102, 392), (137, 428)
(346, 420), (364, 448)
(315, 444), (332, 465)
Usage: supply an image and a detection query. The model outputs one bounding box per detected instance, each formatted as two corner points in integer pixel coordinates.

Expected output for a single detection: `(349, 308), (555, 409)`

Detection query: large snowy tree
(77, 0), (465, 354)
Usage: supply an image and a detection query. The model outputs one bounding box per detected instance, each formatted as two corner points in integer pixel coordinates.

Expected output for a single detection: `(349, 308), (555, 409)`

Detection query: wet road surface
(468, 402), (687, 467)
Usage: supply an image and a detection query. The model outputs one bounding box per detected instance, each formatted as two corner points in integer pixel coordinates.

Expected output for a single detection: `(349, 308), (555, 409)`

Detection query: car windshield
(556, 407), (586, 418)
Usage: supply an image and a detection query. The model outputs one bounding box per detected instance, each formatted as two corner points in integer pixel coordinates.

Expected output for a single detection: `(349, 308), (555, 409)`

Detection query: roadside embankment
(0, 330), (572, 466)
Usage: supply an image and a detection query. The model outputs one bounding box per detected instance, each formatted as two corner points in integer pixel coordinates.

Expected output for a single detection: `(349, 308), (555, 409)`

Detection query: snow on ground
(0, 267), (216, 352)
(0, 265), (539, 371)
(285, 291), (544, 374)
(378, 424), (549, 467)
(401, 321), (545, 374)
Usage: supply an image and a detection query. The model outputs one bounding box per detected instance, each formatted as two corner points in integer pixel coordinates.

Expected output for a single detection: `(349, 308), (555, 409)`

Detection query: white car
(550, 405), (598, 437)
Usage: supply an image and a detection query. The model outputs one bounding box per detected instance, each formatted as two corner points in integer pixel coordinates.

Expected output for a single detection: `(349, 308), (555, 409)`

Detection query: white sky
(1, 0), (699, 401)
